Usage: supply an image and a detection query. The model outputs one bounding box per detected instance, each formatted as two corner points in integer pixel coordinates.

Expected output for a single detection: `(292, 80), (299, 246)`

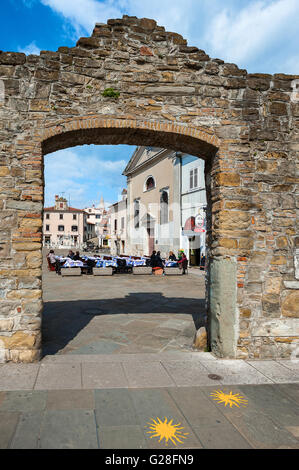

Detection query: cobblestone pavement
(42, 252), (206, 356)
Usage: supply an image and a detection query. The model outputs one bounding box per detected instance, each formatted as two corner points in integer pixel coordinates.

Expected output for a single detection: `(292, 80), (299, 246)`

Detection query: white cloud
(40, 0), (123, 35)
(18, 41), (41, 56)
(44, 147), (128, 207)
(205, 0), (298, 65)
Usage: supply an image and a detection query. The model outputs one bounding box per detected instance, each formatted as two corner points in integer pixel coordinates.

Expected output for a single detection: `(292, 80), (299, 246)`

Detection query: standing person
(168, 251), (177, 261)
(178, 251), (188, 274)
(150, 250), (157, 268)
(156, 251), (164, 269)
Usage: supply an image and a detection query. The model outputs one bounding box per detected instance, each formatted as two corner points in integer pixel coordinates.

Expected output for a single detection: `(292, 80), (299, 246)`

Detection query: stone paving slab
(0, 364), (39, 391)
(247, 360), (299, 383)
(129, 388), (202, 449)
(122, 361), (176, 388)
(46, 390), (95, 410)
(39, 410), (99, 449)
(239, 384), (299, 427)
(98, 425), (147, 449)
(34, 363), (82, 390)
(94, 389), (139, 427)
(10, 411), (43, 449)
(82, 362), (128, 389)
(273, 383), (299, 403)
(0, 411), (19, 449)
(276, 360), (299, 371)
(167, 387), (229, 426)
(223, 408), (299, 449)
(193, 423), (252, 449)
(0, 390), (47, 412)
(202, 359), (274, 385)
(162, 360), (222, 387)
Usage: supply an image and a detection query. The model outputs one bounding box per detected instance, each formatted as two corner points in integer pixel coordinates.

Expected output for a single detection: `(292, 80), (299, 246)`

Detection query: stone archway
(0, 15), (298, 363)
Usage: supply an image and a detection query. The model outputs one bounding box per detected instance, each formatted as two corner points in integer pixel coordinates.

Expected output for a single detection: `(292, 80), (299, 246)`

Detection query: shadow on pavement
(42, 292), (206, 357)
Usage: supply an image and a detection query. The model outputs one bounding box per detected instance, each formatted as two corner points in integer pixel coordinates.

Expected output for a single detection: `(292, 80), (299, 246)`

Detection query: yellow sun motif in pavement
(146, 417), (189, 445)
(210, 390), (248, 408)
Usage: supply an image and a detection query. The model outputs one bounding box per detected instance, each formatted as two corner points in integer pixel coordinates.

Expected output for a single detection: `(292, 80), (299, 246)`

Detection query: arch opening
(40, 122), (217, 359)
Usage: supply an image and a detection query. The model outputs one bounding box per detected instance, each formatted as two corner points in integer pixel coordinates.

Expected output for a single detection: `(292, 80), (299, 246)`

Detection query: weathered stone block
(26, 251), (42, 268)
(0, 331), (37, 349)
(264, 276), (282, 294)
(193, 327), (207, 350)
(9, 349), (40, 363)
(0, 52), (26, 65)
(6, 289), (42, 300)
(215, 172), (240, 186)
(217, 211), (250, 230)
(262, 294), (281, 317)
(12, 242), (42, 251)
(282, 291), (299, 317)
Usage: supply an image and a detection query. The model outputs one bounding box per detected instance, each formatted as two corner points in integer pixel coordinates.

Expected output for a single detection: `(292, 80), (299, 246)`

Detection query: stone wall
(0, 15), (298, 362)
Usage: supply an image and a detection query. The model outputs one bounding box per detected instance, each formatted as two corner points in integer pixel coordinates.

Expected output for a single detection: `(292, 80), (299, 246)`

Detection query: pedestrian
(150, 250), (157, 267)
(178, 251), (188, 274)
(156, 251), (164, 268)
(168, 251), (177, 261)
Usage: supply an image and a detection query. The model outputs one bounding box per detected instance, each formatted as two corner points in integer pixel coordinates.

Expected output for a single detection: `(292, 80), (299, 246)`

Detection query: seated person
(47, 250), (56, 267)
(73, 251), (82, 261)
(67, 250), (75, 259)
(168, 251), (177, 261)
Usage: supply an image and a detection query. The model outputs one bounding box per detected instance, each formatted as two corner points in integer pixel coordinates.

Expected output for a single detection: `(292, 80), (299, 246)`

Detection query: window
(160, 190), (169, 225)
(114, 219), (117, 231)
(190, 168), (198, 190)
(46, 213), (50, 219)
(134, 200), (140, 229)
(58, 225), (64, 232)
(46, 225), (50, 231)
(96, 215), (101, 219)
(59, 203), (63, 208)
(71, 225), (78, 232)
(194, 168), (198, 188)
(59, 214), (63, 220)
(121, 217), (125, 230)
(73, 214), (77, 220)
(145, 176), (155, 191)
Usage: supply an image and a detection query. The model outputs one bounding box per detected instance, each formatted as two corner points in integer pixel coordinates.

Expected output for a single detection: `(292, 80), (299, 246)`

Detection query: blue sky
(1, 0), (298, 208)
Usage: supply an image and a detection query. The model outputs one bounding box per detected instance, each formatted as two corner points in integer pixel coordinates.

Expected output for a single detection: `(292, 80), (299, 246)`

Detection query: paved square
(42, 251), (206, 357)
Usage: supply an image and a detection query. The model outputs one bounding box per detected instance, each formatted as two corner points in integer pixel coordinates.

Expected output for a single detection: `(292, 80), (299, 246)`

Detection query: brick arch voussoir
(39, 116), (220, 157)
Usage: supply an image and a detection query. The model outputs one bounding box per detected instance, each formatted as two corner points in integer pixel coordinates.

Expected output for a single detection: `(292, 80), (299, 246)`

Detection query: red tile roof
(44, 206), (84, 213)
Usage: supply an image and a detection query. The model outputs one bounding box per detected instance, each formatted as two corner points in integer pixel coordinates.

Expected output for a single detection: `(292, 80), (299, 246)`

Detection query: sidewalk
(1, 353), (299, 391)
(0, 353), (298, 449)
